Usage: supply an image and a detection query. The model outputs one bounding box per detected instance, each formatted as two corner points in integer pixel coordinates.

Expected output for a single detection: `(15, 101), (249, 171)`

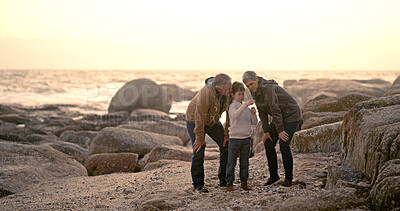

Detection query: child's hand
(251, 107), (257, 115)
(245, 99), (255, 106)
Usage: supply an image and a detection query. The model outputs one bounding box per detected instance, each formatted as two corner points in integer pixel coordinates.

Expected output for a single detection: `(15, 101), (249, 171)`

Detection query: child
(226, 81), (258, 191)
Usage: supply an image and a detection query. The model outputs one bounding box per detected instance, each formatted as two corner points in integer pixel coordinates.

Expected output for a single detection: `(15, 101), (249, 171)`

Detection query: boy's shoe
(226, 185), (234, 191)
(263, 177), (280, 186)
(281, 179), (292, 187)
(195, 187), (209, 193)
(240, 184), (252, 190)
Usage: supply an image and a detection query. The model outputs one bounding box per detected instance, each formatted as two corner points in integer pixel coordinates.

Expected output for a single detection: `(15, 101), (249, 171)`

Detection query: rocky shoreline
(1, 76), (400, 210)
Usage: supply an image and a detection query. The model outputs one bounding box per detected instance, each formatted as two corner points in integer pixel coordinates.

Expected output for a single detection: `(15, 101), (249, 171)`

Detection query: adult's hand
(223, 135), (229, 147)
(193, 139), (206, 153)
(263, 132), (272, 144)
(279, 131), (289, 142)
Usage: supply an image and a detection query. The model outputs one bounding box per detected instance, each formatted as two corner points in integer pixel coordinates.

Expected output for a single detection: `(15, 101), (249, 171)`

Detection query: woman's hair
(214, 73), (231, 89)
(232, 81), (245, 94)
(242, 71), (257, 83)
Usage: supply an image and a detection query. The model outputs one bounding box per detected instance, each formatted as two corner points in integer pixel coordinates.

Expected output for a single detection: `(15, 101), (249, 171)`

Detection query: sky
(0, 0), (400, 71)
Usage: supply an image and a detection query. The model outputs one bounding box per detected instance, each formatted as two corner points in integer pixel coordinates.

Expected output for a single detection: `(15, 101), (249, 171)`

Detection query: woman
(242, 71), (301, 187)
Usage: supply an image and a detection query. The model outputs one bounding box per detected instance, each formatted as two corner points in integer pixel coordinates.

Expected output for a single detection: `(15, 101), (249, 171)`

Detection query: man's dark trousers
(186, 121), (229, 189)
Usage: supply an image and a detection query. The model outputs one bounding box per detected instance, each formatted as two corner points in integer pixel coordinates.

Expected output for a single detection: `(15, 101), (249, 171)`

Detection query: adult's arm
(193, 87), (210, 141)
(265, 86), (284, 133)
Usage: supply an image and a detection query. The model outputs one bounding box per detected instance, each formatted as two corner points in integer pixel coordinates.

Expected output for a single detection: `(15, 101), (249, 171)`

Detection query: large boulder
(118, 120), (190, 146)
(40, 141), (89, 164)
(292, 122), (342, 153)
(25, 134), (89, 164)
(0, 104), (24, 115)
(284, 79), (390, 106)
(301, 111), (346, 129)
(370, 159), (400, 210)
(137, 145), (219, 171)
(0, 141), (87, 196)
(302, 93), (373, 113)
(252, 122), (265, 155)
(0, 114), (31, 124)
(159, 84), (197, 102)
(59, 130), (99, 149)
(85, 153), (139, 176)
(389, 75), (400, 95)
(127, 109), (172, 122)
(88, 127), (182, 157)
(108, 79), (172, 114)
(341, 95), (400, 182)
(341, 95), (400, 210)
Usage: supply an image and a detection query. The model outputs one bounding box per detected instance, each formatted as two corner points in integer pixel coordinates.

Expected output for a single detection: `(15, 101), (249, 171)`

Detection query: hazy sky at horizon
(1, 0), (399, 70)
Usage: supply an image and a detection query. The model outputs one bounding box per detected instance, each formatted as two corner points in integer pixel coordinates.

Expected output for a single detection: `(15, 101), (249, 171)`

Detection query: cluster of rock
(250, 76), (400, 209)
(1, 76), (399, 209)
(0, 79), (198, 198)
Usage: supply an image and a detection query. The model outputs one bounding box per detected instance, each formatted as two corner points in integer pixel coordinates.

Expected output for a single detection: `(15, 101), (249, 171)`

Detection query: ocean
(1, 69), (399, 116)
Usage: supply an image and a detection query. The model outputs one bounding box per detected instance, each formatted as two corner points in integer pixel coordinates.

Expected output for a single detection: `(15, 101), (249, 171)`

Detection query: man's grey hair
(242, 71), (258, 83)
(214, 73), (231, 89)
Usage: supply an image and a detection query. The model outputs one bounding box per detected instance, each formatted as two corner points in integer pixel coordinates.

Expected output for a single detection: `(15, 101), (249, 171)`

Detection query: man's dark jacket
(250, 77), (301, 134)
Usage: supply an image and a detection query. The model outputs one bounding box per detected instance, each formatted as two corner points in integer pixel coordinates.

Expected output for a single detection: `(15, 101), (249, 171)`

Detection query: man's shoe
(195, 187), (209, 193)
(218, 183), (227, 187)
(226, 185), (234, 191)
(263, 177), (280, 186)
(281, 179), (292, 187)
(240, 184), (252, 190)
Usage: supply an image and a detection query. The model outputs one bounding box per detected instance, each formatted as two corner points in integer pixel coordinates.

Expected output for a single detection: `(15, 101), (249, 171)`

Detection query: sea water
(0, 69), (399, 116)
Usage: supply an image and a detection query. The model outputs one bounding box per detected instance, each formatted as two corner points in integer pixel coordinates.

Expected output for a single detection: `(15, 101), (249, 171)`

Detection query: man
(186, 73), (232, 193)
(242, 71), (301, 187)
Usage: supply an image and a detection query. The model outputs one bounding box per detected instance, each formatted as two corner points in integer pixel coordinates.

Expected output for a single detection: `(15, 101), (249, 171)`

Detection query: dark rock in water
(160, 84), (197, 102)
(108, 78), (172, 114)
(0, 104), (24, 115)
(302, 93), (372, 113)
(54, 125), (83, 137)
(85, 153), (138, 176)
(44, 117), (74, 127)
(88, 127), (182, 157)
(301, 111), (346, 129)
(0, 126), (46, 138)
(370, 159), (400, 210)
(0, 133), (29, 144)
(0, 141), (87, 195)
(127, 109), (172, 122)
(389, 75), (400, 95)
(118, 120), (190, 146)
(0, 114), (31, 124)
(101, 111), (129, 122)
(292, 122), (342, 153)
(59, 130), (98, 149)
(341, 95), (400, 210)
(25, 134), (59, 144)
(283, 79), (298, 87)
(73, 120), (98, 131)
(284, 79), (391, 106)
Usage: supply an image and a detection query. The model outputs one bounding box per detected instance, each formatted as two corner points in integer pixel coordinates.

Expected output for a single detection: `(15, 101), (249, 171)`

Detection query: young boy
(226, 82), (258, 191)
